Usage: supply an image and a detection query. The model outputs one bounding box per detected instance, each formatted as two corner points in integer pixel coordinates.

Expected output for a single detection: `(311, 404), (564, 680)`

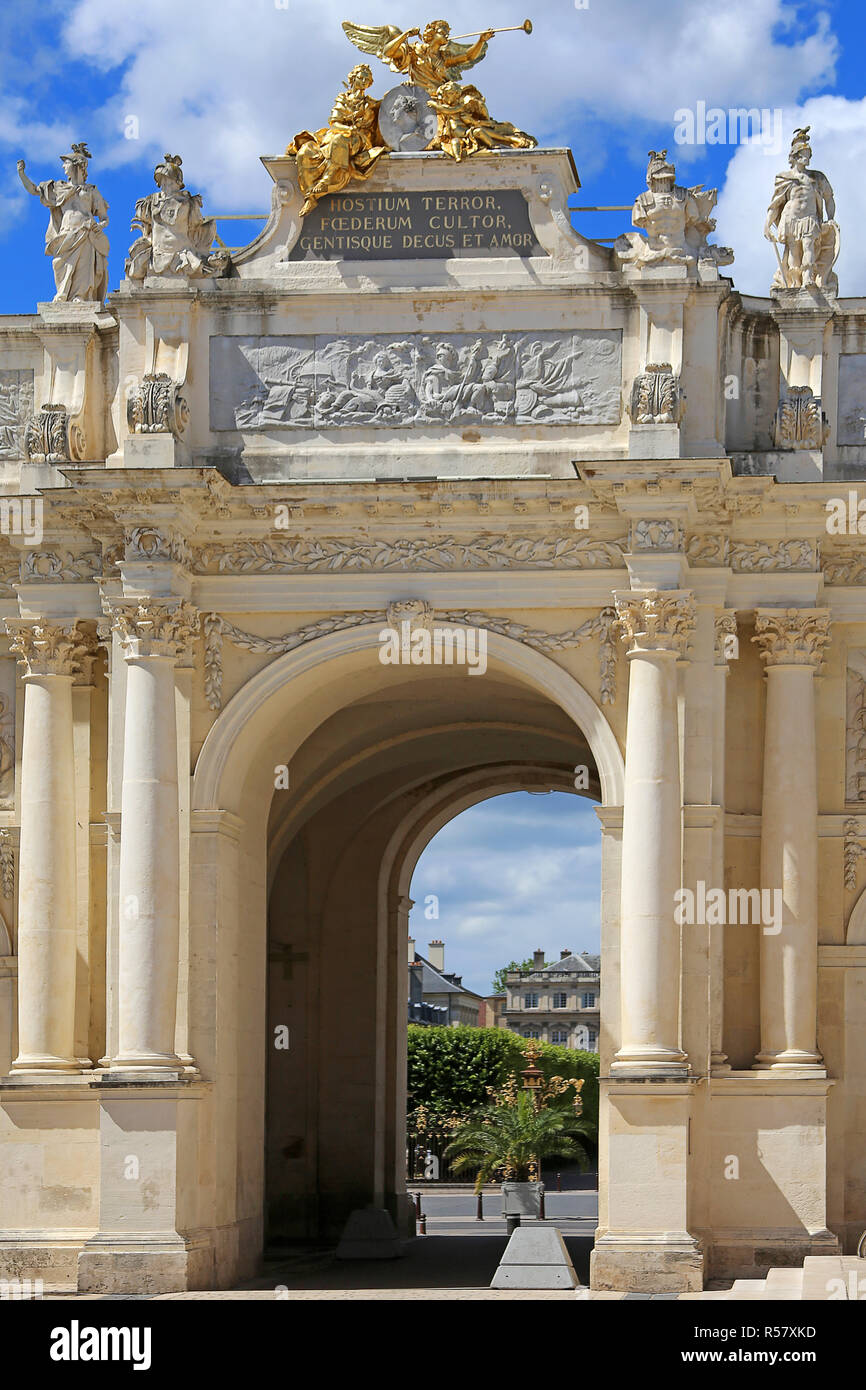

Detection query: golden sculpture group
(287, 18), (537, 215)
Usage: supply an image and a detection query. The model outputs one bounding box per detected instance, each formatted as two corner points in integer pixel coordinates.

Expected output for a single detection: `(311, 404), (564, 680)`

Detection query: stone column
(752, 608), (830, 1070)
(709, 612), (737, 1072)
(5, 621), (89, 1071)
(106, 599), (198, 1071)
(612, 590), (695, 1073)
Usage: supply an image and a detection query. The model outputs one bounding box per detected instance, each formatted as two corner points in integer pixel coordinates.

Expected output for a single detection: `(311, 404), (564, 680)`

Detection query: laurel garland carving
(195, 533), (627, 575)
(844, 817), (866, 891)
(0, 828), (13, 900)
(731, 539), (816, 572)
(203, 606), (619, 711)
(824, 549), (866, 587)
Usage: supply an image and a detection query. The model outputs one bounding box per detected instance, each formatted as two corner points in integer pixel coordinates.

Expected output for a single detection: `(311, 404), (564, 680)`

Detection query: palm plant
(444, 1088), (595, 1193)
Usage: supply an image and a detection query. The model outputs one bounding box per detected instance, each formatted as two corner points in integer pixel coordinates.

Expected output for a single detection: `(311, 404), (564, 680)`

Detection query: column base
(109, 1051), (183, 1073)
(753, 1048), (825, 1073)
(590, 1233), (704, 1292)
(10, 1054), (83, 1074)
(77, 1232), (213, 1295)
(611, 1045), (689, 1076)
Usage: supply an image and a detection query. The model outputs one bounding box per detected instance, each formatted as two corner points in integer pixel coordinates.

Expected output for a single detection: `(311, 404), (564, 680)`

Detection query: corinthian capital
(752, 607), (831, 667)
(4, 619), (94, 677)
(613, 589), (696, 656)
(103, 598), (199, 661)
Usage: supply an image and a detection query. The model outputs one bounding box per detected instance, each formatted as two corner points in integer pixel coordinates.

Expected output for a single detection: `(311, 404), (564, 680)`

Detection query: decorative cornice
(102, 598), (199, 661)
(613, 590), (696, 656)
(751, 608), (831, 667)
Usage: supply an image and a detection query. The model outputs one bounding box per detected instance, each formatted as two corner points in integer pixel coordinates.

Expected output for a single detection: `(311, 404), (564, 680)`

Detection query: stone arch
(192, 621), (624, 814)
(188, 618), (622, 1268)
(846, 886), (866, 944)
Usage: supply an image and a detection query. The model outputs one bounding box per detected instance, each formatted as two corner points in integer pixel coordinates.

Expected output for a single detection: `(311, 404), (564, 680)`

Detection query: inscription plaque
(210, 330), (622, 431)
(288, 188), (546, 260)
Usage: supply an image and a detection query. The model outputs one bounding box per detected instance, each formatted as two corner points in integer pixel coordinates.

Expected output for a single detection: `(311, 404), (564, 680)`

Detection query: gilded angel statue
(287, 63), (388, 216)
(341, 18), (494, 95)
(428, 81), (536, 161)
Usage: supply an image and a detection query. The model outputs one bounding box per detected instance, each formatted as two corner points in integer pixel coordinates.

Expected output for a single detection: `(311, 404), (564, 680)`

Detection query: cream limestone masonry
(0, 135), (864, 1294)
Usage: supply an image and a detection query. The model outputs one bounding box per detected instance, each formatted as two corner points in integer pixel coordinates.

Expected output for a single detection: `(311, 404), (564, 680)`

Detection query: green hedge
(407, 1025), (599, 1133)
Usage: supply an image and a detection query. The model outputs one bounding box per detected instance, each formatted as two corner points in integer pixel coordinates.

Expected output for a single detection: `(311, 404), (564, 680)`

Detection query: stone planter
(501, 1181), (544, 1218)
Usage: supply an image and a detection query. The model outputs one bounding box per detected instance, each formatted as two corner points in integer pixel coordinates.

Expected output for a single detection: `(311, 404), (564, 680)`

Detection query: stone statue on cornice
(764, 127), (839, 292)
(615, 150), (733, 272)
(126, 154), (229, 281)
(16, 142), (109, 302)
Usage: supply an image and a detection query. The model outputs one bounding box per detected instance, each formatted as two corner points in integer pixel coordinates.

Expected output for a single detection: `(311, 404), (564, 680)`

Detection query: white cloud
(409, 791), (601, 993)
(5, 0), (838, 212)
(713, 94), (866, 296)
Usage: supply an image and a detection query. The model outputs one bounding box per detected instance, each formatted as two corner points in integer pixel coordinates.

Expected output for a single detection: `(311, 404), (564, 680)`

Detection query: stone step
(761, 1265), (805, 1299)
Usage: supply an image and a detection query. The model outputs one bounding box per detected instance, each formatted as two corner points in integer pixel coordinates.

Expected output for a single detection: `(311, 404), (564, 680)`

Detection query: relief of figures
(212, 330), (622, 432)
(0, 371), (34, 459)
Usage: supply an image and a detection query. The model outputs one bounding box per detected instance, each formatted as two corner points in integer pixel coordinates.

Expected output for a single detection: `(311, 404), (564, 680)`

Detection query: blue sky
(1, 0), (865, 307)
(409, 791), (601, 996)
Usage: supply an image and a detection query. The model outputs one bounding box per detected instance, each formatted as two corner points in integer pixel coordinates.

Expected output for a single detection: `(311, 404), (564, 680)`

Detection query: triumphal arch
(0, 22), (863, 1294)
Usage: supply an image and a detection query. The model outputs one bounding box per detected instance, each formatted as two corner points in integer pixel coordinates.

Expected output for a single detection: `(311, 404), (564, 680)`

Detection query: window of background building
(551, 1029), (568, 1044)
(552, 991), (567, 1008)
(523, 1029), (540, 1040)
(588, 1029), (598, 1048)
(581, 991), (595, 1008)
(524, 991), (539, 1008)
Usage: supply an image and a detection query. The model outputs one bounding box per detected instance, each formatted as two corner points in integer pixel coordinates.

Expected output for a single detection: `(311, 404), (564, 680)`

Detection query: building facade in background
(407, 938), (488, 1027)
(500, 949), (600, 1051)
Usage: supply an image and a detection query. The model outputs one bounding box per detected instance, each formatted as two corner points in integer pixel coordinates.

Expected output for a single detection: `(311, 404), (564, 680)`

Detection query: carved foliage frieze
(195, 532), (627, 575)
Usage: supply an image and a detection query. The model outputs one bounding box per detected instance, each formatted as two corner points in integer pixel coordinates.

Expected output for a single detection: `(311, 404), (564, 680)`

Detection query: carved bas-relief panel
(0, 370), (34, 459)
(837, 354), (866, 447)
(210, 330), (622, 432)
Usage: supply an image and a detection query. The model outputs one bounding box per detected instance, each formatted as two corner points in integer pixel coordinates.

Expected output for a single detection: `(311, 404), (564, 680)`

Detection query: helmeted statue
(615, 150), (733, 271)
(16, 142), (109, 303)
(764, 127), (839, 292)
(126, 154), (229, 281)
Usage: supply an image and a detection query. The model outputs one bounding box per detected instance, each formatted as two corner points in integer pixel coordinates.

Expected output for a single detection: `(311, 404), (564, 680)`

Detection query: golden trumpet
(451, 19), (533, 40)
